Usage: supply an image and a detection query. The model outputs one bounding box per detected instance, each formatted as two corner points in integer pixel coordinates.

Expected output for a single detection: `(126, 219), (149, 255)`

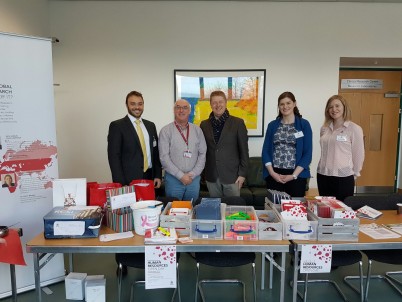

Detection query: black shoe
(116, 265), (128, 277)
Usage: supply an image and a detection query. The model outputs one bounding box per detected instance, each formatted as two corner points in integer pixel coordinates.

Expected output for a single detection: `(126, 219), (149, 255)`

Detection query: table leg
(33, 253), (42, 302)
(292, 250), (299, 302)
(10, 264), (17, 302)
(280, 252), (286, 302)
(260, 253), (265, 290)
(269, 252), (273, 289)
(68, 253), (74, 273)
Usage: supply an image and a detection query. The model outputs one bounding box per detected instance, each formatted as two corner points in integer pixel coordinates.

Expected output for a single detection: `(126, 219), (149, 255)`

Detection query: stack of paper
(383, 223), (402, 235)
(144, 228), (177, 244)
(356, 206), (383, 220)
(359, 223), (400, 239)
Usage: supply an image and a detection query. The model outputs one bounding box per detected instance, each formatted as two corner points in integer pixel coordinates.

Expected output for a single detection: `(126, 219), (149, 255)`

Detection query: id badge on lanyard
(175, 121), (191, 158)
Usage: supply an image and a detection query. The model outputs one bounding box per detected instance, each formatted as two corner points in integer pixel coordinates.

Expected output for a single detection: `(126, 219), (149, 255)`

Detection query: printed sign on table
(145, 245), (177, 289)
(300, 244), (332, 273)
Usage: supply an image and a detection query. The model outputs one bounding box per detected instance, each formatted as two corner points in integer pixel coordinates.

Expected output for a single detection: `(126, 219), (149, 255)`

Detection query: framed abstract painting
(174, 69), (266, 137)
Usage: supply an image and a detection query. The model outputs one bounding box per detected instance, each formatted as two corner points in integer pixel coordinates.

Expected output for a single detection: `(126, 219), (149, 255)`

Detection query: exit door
(339, 70), (401, 193)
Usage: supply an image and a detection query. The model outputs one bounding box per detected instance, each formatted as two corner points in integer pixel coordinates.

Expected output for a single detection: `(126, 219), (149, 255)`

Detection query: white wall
(0, 0), (49, 37)
(6, 1), (402, 189)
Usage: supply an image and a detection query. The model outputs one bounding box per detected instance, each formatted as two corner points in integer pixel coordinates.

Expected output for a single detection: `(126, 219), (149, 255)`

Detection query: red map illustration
(0, 140), (57, 193)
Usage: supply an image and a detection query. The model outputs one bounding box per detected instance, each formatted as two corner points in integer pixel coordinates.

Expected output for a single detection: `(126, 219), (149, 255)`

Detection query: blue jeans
(164, 172), (200, 201)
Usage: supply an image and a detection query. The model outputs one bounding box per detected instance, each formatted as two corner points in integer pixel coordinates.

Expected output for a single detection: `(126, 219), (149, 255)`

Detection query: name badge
(153, 137), (157, 147)
(294, 131), (304, 138)
(337, 135), (348, 142)
(183, 151), (192, 158)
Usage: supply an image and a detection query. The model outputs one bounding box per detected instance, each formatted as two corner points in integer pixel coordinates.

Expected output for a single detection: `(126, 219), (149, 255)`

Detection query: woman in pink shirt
(317, 95), (365, 201)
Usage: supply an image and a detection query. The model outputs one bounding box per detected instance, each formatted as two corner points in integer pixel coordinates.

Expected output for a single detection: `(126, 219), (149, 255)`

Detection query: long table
(291, 210), (402, 302)
(26, 227), (290, 302)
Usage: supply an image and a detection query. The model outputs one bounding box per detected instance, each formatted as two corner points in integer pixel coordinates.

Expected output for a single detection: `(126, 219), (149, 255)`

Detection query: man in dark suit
(200, 90), (249, 197)
(107, 90), (162, 188)
(107, 90), (162, 275)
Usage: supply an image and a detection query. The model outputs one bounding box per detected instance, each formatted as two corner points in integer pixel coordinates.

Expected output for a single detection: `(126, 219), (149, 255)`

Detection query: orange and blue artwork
(175, 70), (266, 137)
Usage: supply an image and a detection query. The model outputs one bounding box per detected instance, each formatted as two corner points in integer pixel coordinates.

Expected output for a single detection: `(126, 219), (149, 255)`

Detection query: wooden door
(339, 70), (401, 193)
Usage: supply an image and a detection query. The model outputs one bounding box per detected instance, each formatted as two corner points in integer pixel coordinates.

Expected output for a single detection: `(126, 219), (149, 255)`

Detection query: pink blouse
(317, 121), (365, 177)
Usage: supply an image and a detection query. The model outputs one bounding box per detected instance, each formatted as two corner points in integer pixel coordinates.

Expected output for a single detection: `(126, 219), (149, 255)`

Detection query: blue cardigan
(261, 116), (313, 179)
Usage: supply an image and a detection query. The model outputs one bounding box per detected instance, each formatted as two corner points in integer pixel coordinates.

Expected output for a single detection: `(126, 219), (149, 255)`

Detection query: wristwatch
(292, 174), (298, 180)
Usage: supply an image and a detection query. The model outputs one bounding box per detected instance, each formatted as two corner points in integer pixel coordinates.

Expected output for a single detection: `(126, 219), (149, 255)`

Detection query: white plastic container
(131, 200), (162, 235)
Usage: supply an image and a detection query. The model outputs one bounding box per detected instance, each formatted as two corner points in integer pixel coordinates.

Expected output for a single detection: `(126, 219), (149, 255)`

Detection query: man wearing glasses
(159, 99), (207, 201)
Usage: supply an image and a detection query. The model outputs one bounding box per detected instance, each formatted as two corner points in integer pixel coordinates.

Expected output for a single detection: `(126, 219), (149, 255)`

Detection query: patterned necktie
(135, 119), (149, 172)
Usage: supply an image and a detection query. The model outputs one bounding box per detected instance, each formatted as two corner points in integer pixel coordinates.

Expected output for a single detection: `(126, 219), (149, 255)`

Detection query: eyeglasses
(175, 105), (189, 111)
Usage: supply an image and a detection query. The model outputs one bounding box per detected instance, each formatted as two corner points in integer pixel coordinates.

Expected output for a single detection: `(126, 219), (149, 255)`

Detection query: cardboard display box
(85, 275), (106, 302)
(65, 272), (87, 300)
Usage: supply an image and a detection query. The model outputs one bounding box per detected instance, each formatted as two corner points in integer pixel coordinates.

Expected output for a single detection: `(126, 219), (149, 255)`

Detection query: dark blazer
(107, 115), (162, 186)
(200, 115), (249, 184)
(2, 183), (15, 188)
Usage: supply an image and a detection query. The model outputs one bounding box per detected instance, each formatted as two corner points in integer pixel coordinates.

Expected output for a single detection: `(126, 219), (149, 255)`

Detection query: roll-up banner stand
(0, 32), (65, 298)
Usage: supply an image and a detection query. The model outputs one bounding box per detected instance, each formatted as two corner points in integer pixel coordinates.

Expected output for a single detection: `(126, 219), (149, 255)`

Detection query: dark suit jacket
(107, 115), (162, 186)
(200, 115), (249, 184)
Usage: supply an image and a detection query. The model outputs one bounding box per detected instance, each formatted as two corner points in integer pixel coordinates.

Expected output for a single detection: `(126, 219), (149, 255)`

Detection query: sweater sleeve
(261, 121), (274, 166)
(297, 119), (313, 170)
(351, 123), (365, 177)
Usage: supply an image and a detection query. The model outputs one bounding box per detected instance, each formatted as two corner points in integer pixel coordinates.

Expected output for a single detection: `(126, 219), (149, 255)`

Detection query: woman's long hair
(276, 91), (302, 119)
(323, 95), (351, 126)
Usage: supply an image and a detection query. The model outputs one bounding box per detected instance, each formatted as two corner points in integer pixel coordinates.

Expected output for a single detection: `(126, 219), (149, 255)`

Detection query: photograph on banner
(145, 245), (177, 289)
(1, 173), (16, 188)
(300, 244), (332, 273)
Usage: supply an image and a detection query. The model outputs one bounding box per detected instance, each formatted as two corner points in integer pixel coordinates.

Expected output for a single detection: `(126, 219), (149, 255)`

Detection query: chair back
(221, 196), (247, 206)
(344, 194), (401, 211)
(246, 157), (265, 188)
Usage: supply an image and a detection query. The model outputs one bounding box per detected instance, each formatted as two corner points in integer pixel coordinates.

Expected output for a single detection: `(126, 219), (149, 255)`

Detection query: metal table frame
(291, 210), (402, 302)
(26, 227), (290, 302)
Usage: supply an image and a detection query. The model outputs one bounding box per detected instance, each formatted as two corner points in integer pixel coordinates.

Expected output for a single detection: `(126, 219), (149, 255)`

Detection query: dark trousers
(265, 168), (307, 198)
(317, 173), (355, 201)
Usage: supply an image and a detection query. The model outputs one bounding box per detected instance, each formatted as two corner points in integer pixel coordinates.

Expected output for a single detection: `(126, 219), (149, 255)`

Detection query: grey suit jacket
(107, 115), (162, 185)
(200, 115), (249, 184)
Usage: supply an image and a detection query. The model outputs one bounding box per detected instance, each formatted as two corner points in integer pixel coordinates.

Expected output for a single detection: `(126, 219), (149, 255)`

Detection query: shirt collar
(128, 114), (142, 124)
(329, 120), (350, 130)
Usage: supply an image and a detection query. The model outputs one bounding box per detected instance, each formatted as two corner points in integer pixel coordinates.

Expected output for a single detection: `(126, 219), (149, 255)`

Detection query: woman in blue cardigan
(262, 91), (312, 197)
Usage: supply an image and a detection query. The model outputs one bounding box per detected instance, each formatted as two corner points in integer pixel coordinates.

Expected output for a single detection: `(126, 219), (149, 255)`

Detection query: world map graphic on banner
(0, 139), (57, 193)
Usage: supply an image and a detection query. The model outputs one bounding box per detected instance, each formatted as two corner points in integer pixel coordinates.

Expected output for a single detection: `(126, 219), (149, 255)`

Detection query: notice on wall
(145, 245), (177, 289)
(300, 244), (332, 273)
(340, 79), (383, 89)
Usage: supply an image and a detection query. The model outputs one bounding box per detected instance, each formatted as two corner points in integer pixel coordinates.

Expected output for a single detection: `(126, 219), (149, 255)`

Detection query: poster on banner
(0, 32), (65, 298)
(145, 245), (177, 289)
(300, 244), (332, 273)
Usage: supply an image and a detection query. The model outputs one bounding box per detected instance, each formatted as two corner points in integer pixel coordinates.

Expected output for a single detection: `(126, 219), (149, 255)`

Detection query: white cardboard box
(85, 276), (106, 302)
(65, 272), (87, 300)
